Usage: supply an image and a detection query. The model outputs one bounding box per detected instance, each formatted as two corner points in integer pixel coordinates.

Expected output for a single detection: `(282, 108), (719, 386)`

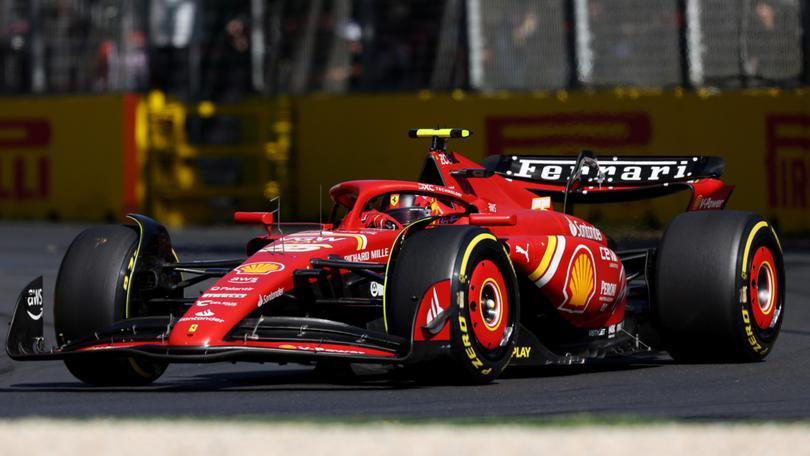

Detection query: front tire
(55, 225), (168, 385)
(654, 211), (784, 362)
(386, 226), (519, 383)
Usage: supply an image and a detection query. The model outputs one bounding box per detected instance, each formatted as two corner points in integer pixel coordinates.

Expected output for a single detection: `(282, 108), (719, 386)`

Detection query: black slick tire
(386, 226), (519, 383)
(654, 211), (784, 362)
(54, 225), (168, 386)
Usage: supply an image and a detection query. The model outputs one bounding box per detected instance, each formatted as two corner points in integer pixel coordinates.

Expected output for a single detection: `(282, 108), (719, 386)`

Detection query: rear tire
(654, 211), (784, 362)
(386, 226), (519, 383)
(55, 225), (168, 386)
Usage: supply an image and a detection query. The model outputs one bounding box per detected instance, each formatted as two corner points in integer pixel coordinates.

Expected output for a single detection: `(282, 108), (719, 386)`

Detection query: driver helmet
(385, 193), (438, 224)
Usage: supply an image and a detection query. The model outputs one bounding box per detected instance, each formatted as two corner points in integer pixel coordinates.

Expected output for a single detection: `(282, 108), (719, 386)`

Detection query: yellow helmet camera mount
(408, 128), (472, 154)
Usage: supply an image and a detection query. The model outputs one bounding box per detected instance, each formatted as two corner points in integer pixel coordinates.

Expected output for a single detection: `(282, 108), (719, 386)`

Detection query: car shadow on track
(781, 328), (810, 337)
(501, 355), (672, 380)
(1, 356), (673, 392)
(1, 364), (426, 392)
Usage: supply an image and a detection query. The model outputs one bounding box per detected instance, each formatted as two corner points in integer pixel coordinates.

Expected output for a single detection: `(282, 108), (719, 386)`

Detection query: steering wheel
(360, 210), (402, 230)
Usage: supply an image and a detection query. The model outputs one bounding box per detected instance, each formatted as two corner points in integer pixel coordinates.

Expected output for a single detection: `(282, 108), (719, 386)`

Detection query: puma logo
(515, 243), (530, 263)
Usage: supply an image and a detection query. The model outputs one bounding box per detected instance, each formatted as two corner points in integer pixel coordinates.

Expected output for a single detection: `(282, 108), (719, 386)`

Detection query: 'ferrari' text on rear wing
(486, 155), (725, 187)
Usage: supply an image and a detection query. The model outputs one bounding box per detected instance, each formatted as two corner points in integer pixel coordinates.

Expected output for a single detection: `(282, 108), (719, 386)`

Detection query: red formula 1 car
(7, 129), (785, 385)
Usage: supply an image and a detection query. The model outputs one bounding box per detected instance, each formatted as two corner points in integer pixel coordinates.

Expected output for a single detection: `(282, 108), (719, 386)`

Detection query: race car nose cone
(170, 320), (215, 346)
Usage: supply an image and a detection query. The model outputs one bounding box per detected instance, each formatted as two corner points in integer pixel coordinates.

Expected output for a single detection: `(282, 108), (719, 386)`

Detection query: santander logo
(567, 217), (603, 241)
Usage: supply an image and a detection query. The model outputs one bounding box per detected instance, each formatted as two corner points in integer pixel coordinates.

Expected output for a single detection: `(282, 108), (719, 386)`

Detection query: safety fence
(1, 0), (807, 97)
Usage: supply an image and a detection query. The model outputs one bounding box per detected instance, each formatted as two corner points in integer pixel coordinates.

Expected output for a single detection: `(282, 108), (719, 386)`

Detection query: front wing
(6, 277), (436, 365)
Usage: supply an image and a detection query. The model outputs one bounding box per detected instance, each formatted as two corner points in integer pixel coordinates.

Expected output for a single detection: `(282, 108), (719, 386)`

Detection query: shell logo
(564, 250), (595, 311)
(235, 262), (285, 275)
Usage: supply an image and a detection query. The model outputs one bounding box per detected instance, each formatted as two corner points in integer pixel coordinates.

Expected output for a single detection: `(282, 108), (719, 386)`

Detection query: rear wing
(485, 155), (724, 187)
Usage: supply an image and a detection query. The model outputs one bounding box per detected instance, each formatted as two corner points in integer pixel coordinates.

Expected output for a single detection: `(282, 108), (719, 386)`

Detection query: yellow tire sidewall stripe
(459, 233), (498, 283)
(742, 221), (769, 280)
(124, 215), (144, 319)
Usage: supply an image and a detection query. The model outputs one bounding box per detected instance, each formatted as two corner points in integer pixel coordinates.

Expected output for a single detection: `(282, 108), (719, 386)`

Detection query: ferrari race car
(6, 128), (784, 385)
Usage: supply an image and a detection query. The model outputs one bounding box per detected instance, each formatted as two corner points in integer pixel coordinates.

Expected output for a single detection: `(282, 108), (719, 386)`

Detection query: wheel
(386, 226), (519, 383)
(654, 211), (784, 362)
(54, 225), (168, 385)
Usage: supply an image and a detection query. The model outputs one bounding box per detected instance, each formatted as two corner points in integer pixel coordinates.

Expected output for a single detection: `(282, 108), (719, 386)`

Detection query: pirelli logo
(484, 113), (652, 156)
(0, 119), (51, 201)
(766, 115), (810, 208)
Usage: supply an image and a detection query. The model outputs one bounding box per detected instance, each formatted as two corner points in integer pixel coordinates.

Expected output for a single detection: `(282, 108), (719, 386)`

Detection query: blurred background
(0, 0), (808, 233)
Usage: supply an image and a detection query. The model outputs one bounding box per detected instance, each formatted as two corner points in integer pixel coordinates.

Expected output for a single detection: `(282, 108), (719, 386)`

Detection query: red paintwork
(469, 213), (517, 226)
(749, 246), (778, 330)
(234, 211), (275, 226)
(74, 340), (396, 357)
(146, 147), (731, 353)
(168, 228), (398, 346)
(76, 341), (154, 351)
(468, 259), (509, 349)
(412, 280), (451, 342)
(687, 181), (734, 211)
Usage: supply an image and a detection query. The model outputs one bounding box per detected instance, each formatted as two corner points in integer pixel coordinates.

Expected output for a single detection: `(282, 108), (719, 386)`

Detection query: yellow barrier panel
(0, 92), (291, 226)
(144, 92), (291, 225)
(294, 90), (810, 233)
(0, 95), (138, 221)
(3, 90), (809, 233)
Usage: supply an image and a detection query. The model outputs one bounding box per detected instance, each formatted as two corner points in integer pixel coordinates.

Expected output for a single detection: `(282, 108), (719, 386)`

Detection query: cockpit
(329, 183), (461, 230)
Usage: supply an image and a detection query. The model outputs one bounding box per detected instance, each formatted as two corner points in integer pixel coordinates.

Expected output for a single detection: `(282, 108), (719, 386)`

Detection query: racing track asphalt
(1, 222), (809, 420)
